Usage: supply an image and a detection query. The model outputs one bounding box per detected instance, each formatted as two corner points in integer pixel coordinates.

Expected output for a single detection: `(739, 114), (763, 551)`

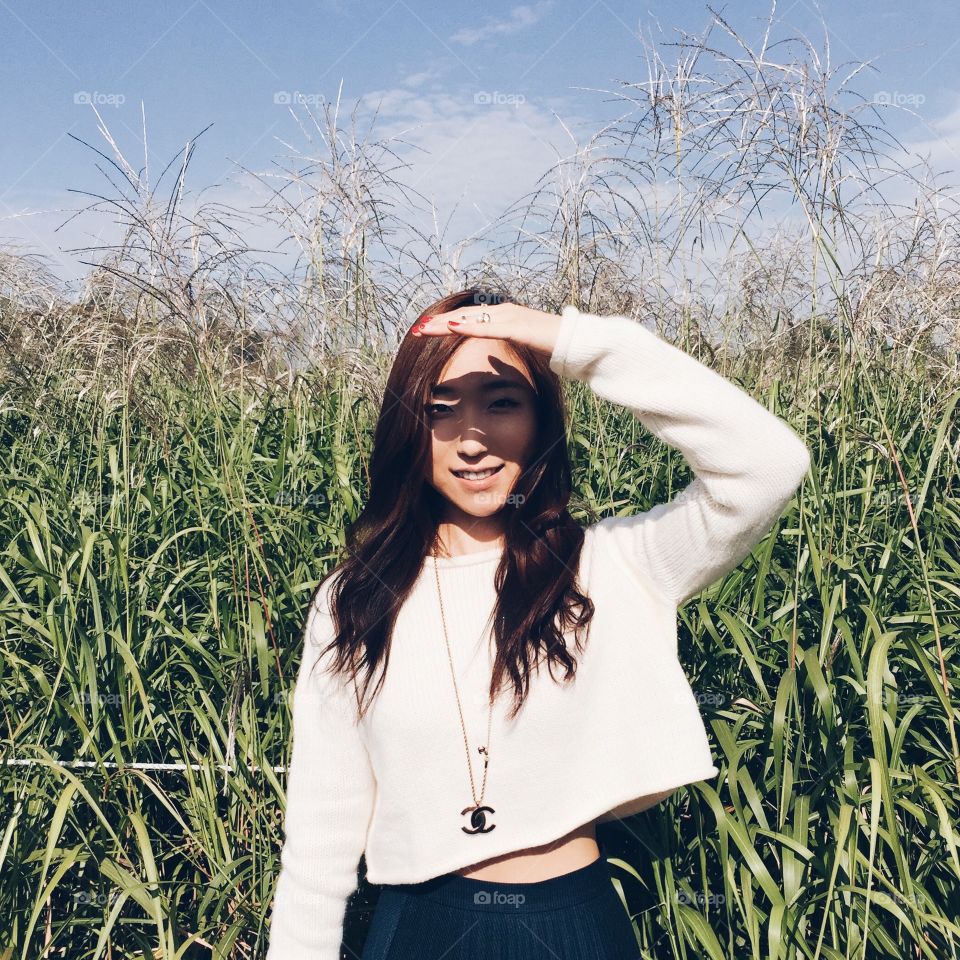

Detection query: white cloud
(0, 189), (115, 290)
(352, 84), (583, 242)
(450, 1), (554, 47)
(0, 86), (587, 291)
(888, 98), (960, 183)
(400, 69), (437, 88)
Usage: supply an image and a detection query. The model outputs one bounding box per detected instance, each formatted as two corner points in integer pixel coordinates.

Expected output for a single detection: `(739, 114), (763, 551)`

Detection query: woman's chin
(449, 501), (505, 518)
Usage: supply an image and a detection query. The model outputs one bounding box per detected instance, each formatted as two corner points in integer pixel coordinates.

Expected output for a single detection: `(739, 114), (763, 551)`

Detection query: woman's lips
(451, 463), (505, 490)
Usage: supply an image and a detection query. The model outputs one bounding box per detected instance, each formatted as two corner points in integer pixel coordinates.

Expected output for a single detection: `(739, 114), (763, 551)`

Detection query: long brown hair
(310, 287), (595, 722)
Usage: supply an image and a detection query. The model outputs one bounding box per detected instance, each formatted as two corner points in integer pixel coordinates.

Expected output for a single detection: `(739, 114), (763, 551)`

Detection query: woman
(265, 288), (810, 959)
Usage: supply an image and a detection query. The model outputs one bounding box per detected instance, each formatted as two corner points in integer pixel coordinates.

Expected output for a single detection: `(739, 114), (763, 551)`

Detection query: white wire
(2, 758), (287, 773)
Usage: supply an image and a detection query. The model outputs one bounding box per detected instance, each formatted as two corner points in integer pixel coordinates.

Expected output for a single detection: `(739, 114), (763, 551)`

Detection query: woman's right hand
(412, 301), (563, 360)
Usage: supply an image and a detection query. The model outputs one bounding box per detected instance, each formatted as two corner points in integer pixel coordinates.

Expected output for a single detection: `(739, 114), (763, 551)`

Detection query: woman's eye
(426, 398), (519, 416)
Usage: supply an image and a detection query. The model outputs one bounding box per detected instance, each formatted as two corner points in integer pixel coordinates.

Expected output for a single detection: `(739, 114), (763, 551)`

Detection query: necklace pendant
(461, 803), (496, 834)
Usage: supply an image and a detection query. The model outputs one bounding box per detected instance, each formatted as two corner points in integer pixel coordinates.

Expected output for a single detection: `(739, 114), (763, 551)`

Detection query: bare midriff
(452, 817), (600, 882)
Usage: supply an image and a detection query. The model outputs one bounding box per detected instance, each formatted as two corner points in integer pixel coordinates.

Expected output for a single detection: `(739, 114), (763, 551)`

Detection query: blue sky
(2, 0), (960, 288)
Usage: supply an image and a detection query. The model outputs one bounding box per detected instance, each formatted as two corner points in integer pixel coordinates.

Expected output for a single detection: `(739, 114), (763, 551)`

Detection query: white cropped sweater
(265, 305), (811, 959)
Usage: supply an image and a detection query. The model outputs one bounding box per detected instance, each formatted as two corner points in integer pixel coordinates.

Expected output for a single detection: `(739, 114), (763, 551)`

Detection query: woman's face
(424, 337), (539, 524)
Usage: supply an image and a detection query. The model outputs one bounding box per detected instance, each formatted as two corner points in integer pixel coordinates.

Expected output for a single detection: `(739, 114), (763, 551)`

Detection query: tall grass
(1, 6), (958, 959)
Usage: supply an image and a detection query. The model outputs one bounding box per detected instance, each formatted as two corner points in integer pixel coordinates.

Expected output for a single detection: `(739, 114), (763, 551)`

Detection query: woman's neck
(432, 520), (505, 558)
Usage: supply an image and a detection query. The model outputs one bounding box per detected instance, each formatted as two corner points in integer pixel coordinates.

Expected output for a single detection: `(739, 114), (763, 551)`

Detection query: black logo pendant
(461, 804), (496, 834)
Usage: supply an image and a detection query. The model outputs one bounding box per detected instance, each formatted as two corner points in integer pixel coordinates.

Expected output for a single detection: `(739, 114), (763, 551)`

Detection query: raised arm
(265, 577), (376, 960)
(549, 305), (810, 607)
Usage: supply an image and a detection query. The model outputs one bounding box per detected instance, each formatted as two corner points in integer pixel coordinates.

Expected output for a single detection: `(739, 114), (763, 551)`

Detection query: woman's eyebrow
(430, 377), (528, 397)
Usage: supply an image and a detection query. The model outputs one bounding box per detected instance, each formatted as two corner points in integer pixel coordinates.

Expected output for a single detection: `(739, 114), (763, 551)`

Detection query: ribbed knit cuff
(549, 304), (584, 380)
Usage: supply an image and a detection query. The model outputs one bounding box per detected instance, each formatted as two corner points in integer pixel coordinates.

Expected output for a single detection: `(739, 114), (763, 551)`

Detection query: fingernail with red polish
(448, 320), (460, 326)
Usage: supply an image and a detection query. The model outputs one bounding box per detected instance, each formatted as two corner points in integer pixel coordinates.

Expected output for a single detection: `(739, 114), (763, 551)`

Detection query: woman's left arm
(415, 302), (810, 607)
(545, 304), (810, 606)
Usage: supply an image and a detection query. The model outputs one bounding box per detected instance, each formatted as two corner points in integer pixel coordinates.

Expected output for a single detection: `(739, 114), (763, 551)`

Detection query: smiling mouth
(451, 464), (505, 481)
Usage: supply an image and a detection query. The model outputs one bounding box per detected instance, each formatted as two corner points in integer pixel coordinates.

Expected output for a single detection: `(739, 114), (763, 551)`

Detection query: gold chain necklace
(432, 555), (497, 834)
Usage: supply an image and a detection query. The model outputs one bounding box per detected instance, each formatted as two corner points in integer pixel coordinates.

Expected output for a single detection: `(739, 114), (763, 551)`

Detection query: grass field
(1, 12), (958, 959)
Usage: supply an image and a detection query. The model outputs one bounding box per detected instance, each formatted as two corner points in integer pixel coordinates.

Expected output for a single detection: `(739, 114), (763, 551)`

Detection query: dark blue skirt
(360, 838), (642, 959)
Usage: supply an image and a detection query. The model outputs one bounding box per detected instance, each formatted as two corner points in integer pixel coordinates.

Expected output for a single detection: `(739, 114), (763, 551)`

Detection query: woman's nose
(458, 438), (487, 456)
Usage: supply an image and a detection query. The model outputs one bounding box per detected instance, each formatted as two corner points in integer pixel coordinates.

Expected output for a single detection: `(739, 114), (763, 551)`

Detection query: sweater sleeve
(265, 577), (376, 960)
(550, 305), (810, 607)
